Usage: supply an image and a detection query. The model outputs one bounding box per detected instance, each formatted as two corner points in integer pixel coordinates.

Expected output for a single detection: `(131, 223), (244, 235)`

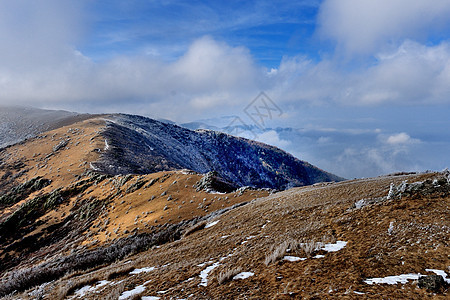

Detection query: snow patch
(354, 199), (366, 209)
(72, 280), (111, 297)
(205, 220), (219, 228)
(283, 256), (307, 262)
(73, 285), (94, 298)
(233, 272), (254, 280)
(219, 253), (234, 261)
(130, 267), (156, 274)
(142, 297), (160, 300)
(104, 139), (110, 151)
(94, 280), (110, 289)
(119, 285), (146, 299)
(364, 274), (420, 285)
(313, 254), (325, 258)
(197, 260), (214, 267)
(199, 262), (220, 287)
(321, 241), (347, 252)
(261, 221), (271, 229)
(89, 162), (99, 171)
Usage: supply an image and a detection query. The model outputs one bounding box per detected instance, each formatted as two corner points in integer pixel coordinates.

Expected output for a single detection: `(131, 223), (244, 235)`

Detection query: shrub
(265, 240), (293, 265)
(217, 266), (243, 284)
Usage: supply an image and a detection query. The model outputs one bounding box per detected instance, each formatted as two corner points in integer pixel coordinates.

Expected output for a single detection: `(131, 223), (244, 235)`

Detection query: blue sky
(0, 0), (449, 178)
(82, 1), (322, 66)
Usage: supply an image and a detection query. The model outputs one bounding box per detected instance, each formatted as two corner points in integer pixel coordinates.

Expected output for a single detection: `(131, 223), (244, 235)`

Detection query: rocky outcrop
(194, 171), (238, 193)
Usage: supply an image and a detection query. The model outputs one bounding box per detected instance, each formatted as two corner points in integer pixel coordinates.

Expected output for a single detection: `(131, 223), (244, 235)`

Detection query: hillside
(1, 169), (448, 299)
(0, 110), (448, 299)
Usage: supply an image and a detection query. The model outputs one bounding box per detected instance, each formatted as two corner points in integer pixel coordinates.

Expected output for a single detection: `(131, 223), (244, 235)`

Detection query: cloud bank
(318, 0), (450, 55)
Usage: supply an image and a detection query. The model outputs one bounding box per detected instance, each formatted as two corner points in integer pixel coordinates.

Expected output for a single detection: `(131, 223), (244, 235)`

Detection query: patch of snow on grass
(321, 241), (347, 252)
(197, 260), (214, 267)
(354, 199), (366, 209)
(425, 269), (450, 283)
(354, 291), (365, 295)
(261, 220), (271, 229)
(220, 253), (234, 261)
(313, 254), (325, 258)
(364, 274), (420, 285)
(199, 262), (220, 286)
(205, 220), (219, 228)
(283, 256), (307, 262)
(119, 285), (146, 300)
(89, 162), (99, 171)
(233, 272), (254, 280)
(74, 285), (94, 297)
(141, 297), (160, 300)
(210, 191), (226, 194)
(130, 267), (156, 274)
(95, 280), (110, 289)
(73, 280), (111, 297)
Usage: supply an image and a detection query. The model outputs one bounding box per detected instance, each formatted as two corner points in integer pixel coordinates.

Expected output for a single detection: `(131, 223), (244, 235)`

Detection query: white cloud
(318, 0), (450, 55)
(255, 130), (291, 149)
(331, 145), (421, 178)
(385, 132), (420, 145)
(268, 40), (450, 106)
(0, 0), (86, 69)
(0, 31), (264, 120)
(317, 136), (331, 144)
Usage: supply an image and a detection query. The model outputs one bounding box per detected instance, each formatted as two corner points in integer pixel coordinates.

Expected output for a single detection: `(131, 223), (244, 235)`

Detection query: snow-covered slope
(94, 114), (344, 189)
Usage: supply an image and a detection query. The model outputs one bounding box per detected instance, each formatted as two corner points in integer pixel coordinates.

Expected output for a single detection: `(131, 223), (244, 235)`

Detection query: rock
(418, 275), (447, 293)
(194, 171), (238, 193)
(53, 140), (69, 152)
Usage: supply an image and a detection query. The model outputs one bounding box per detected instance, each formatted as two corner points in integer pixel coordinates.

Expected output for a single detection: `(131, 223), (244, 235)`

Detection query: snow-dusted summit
(94, 114), (343, 189)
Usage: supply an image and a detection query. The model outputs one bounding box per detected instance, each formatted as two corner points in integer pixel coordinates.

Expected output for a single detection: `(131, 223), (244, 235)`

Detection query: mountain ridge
(94, 113), (344, 189)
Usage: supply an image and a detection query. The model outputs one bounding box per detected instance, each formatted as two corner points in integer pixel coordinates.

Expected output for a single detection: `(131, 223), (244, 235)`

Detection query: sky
(0, 0), (449, 178)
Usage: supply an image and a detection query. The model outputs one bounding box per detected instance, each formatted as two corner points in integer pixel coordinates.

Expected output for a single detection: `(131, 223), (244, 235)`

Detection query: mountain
(0, 106), (92, 148)
(0, 108), (448, 299)
(94, 114), (344, 190)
